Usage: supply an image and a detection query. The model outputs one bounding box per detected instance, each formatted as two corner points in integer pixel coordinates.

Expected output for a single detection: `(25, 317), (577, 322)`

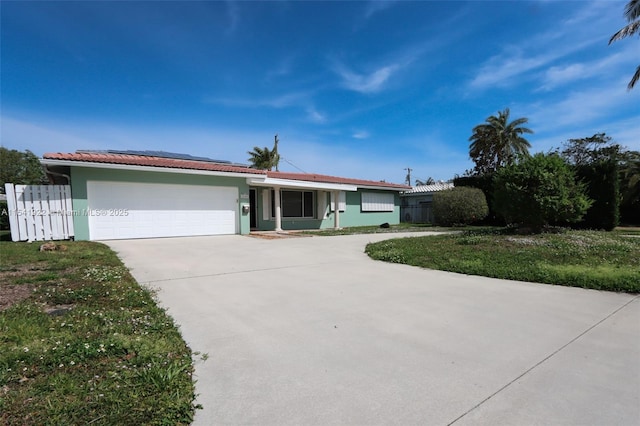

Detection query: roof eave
(248, 177), (358, 192)
(40, 158), (266, 179)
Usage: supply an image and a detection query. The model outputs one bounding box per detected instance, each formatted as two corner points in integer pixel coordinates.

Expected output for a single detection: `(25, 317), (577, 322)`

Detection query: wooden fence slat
(4, 184), (75, 242)
(4, 183), (20, 242)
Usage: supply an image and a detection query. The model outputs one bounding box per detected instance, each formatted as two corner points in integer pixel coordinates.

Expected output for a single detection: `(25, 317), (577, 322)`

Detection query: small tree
(493, 153), (592, 232)
(433, 187), (488, 226)
(0, 148), (46, 191)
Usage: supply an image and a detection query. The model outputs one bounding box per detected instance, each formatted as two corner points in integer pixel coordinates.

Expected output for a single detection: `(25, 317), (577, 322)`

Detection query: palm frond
(628, 64), (640, 90)
(609, 20), (640, 43)
(625, 0), (640, 21)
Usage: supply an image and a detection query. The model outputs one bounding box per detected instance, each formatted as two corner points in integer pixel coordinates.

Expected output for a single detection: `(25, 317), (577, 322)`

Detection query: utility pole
(273, 134), (280, 171)
(404, 167), (412, 186)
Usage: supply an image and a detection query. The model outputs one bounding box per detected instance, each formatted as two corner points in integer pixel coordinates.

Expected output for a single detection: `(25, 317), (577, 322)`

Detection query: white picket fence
(4, 184), (75, 242)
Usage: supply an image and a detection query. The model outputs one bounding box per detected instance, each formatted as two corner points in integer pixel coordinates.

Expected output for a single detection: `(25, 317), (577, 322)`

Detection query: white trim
(40, 159), (266, 179)
(248, 177), (357, 192)
(356, 184), (408, 192)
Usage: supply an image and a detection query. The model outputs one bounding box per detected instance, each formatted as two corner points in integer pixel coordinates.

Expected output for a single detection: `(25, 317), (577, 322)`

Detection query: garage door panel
(87, 181), (238, 240)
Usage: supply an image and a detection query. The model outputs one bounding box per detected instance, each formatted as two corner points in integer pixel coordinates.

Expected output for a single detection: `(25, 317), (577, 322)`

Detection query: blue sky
(2, 0), (638, 184)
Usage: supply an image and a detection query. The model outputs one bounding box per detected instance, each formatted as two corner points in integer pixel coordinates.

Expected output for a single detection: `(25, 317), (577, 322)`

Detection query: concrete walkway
(105, 233), (640, 426)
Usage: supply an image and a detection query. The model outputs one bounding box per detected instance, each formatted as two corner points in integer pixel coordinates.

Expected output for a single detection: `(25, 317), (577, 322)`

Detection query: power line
(281, 157), (308, 173)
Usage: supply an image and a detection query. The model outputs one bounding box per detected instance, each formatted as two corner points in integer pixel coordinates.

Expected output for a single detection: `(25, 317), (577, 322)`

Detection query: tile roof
(402, 182), (454, 194)
(267, 171), (411, 190)
(42, 152), (410, 189)
(42, 152), (266, 175)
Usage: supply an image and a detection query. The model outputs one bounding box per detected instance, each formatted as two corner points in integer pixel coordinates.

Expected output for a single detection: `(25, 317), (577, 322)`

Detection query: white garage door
(87, 181), (238, 240)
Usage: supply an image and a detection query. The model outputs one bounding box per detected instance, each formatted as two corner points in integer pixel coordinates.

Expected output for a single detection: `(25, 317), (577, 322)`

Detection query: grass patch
(0, 241), (199, 425)
(365, 230), (640, 292)
(303, 223), (494, 236)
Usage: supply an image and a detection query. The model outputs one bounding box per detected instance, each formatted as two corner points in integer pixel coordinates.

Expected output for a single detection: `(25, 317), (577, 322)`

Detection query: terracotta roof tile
(43, 152), (266, 175)
(42, 152), (409, 189)
(267, 171), (410, 190)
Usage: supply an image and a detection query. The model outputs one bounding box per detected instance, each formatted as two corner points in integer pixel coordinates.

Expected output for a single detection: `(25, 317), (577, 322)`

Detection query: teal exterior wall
(69, 166), (250, 240)
(253, 188), (400, 231)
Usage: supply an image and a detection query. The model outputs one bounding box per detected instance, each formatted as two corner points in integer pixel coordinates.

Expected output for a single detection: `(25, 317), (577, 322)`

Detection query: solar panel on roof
(77, 149), (232, 164)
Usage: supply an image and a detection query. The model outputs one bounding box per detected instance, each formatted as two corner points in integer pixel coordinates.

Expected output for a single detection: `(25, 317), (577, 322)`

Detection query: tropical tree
(493, 153), (592, 233)
(468, 108), (533, 175)
(609, 0), (640, 90)
(247, 134), (280, 171)
(0, 147), (46, 190)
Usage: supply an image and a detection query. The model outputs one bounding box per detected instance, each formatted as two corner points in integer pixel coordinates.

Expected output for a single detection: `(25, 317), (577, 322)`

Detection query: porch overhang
(247, 177), (357, 192)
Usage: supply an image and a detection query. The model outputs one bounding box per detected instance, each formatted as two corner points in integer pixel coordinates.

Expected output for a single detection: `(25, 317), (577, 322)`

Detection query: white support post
(333, 190), (340, 229)
(274, 186), (282, 232)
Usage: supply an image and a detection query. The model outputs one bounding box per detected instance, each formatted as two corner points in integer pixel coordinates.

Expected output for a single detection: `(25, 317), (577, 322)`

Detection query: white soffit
(248, 177), (357, 192)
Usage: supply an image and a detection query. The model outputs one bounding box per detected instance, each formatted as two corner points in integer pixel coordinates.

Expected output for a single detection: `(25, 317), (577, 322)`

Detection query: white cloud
(537, 47), (634, 91)
(352, 130), (370, 139)
(306, 107), (327, 124)
(333, 62), (401, 94)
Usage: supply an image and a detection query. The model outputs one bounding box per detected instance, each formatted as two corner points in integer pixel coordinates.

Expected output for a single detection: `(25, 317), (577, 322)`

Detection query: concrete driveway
(105, 233), (640, 426)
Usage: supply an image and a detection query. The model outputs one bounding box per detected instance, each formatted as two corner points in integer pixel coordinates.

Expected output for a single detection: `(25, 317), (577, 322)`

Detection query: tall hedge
(433, 187), (488, 226)
(575, 160), (620, 230)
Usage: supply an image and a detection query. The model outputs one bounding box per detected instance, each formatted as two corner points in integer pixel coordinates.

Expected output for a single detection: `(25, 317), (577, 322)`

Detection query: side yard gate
(4, 184), (75, 242)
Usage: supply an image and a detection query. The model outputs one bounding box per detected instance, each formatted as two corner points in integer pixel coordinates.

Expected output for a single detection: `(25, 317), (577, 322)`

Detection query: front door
(249, 189), (257, 229)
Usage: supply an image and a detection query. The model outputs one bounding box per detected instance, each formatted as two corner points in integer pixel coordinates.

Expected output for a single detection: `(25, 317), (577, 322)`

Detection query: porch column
(333, 190), (340, 230)
(274, 186), (282, 232)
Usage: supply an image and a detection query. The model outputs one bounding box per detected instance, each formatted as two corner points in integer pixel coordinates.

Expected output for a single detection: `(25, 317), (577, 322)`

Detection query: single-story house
(400, 181), (454, 223)
(40, 150), (410, 241)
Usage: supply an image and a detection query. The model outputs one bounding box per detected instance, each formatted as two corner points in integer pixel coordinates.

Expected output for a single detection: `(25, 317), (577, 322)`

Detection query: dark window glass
(303, 191), (314, 217)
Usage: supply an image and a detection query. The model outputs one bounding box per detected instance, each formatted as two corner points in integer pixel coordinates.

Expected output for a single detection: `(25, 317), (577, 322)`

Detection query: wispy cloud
(352, 130), (370, 139)
(468, 1), (617, 91)
(306, 107), (327, 124)
(363, 0), (395, 20)
(205, 91), (309, 109)
(225, 0), (240, 35)
(524, 78), (639, 147)
(265, 56), (294, 80)
(333, 62), (402, 94)
(537, 47), (634, 91)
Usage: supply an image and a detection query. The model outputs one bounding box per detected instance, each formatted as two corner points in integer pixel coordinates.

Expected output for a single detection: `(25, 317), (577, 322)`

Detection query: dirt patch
(0, 284), (36, 311)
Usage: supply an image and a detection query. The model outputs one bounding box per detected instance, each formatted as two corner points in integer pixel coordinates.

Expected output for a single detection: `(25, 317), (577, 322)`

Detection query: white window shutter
(330, 191), (346, 212)
(262, 189), (270, 220)
(317, 191), (328, 218)
(361, 192), (394, 212)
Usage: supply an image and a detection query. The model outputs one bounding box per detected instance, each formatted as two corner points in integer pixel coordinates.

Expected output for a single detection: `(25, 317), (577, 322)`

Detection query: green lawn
(0, 241), (200, 425)
(365, 229), (640, 293)
(302, 222), (491, 236)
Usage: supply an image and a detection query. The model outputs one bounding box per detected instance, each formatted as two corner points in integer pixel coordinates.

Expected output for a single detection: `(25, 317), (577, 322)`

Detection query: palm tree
(247, 134), (280, 170)
(609, 0), (640, 90)
(469, 108), (533, 175)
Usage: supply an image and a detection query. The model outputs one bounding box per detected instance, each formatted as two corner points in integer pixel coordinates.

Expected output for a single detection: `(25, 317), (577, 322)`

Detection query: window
(361, 192), (395, 212)
(330, 191), (346, 212)
(271, 190), (315, 218)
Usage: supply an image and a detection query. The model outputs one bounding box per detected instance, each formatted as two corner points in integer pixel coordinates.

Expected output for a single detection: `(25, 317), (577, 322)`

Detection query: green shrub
(433, 187), (488, 226)
(493, 153), (592, 232)
(453, 175), (501, 225)
(0, 200), (8, 230)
